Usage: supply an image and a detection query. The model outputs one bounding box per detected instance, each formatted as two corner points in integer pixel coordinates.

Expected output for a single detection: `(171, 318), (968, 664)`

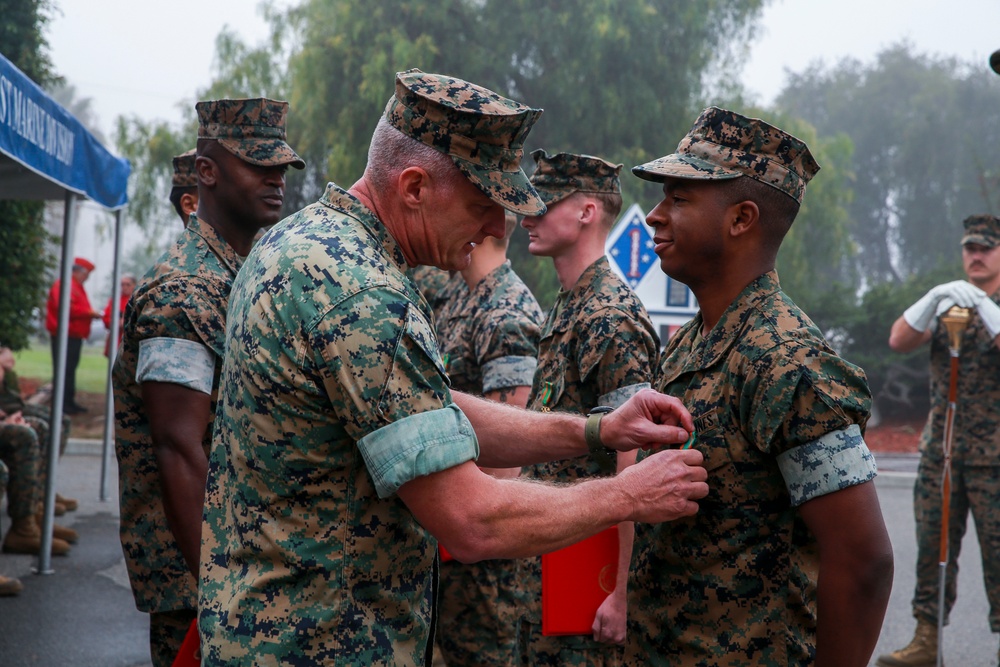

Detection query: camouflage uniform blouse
(198, 183), (478, 666)
(409, 264), (454, 327)
(113, 214), (241, 614)
(517, 256), (658, 625)
(920, 288), (1000, 464)
(437, 261), (543, 396)
(625, 271), (877, 667)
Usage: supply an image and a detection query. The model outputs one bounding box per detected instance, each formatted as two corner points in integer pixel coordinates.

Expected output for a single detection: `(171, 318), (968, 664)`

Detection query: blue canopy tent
(0, 51), (129, 573)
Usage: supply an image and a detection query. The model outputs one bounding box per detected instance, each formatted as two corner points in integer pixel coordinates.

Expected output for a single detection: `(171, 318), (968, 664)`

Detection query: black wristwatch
(586, 406), (616, 474)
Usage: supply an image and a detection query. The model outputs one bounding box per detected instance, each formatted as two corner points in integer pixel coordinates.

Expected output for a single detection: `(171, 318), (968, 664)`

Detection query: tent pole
(100, 209), (124, 501)
(36, 191), (77, 574)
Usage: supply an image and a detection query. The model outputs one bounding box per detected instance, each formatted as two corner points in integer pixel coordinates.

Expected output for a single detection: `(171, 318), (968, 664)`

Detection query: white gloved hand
(903, 280), (986, 332)
(976, 297), (1000, 339)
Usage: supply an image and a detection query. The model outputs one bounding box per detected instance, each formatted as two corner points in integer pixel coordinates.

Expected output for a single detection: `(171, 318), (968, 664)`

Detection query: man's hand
(593, 587), (627, 645)
(903, 280), (985, 332)
(599, 388), (694, 452)
(2, 411), (26, 425)
(616, 448), (707, 524)
(976, 296), (1000, 340)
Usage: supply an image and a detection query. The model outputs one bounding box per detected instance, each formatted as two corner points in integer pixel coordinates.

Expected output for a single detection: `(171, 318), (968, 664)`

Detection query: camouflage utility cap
(384, 68), (546, 217)
(171, 149), (197, 188)
(961, 214), (1000, 248)
(528, 150), (623, 207)
(196, 98), (304, 170)
(632, 106), (819, 204)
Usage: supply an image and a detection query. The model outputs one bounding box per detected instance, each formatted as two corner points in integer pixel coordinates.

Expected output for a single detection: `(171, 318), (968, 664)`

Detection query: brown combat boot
(35, 513), (78, 543)
(0, 574), (23, 596)
(55, 493), (78, 511)
(875, 620), (941, 667)
(2, 517), (71, 556)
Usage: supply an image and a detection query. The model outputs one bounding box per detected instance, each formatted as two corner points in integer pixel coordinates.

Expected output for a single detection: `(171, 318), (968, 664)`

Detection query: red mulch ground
(865, 416), (923, 453)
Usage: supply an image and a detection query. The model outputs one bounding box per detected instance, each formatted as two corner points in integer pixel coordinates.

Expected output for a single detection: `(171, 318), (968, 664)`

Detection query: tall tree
(776, 44), (1000, 284)
(773, 44), (1000, 416)
(282, 0), (766, 203)
(768, 114), (858, 329)
(114, 5), (299, 232)
(115, 0), (769, 307)
(280, 0), (767, 304)
(0, 0), (60, 350)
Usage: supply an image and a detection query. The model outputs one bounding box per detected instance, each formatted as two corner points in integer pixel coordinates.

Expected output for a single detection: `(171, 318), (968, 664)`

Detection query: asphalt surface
(0, 446), (995, 666)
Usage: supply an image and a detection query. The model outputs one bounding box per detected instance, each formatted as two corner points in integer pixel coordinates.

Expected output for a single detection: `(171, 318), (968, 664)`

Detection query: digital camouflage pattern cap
(632, 106), (820, 204)
(528, 149), (623, 207)
(196, 98), (304, 169)
(171, 149), (197, 188)
(383, 68), (546, 216)
(961, 214), (1000, 248)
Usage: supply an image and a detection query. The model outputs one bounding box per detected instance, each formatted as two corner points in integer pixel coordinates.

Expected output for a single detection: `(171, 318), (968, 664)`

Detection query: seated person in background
(0, 459), (25, 596)
(0, 411), (72, 556)
(0, 347), (75, 516)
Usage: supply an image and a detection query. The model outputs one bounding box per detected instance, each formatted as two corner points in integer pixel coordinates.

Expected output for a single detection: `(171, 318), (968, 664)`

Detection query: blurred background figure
(45, 257), (102, 415)
(103, 273), (136, 358)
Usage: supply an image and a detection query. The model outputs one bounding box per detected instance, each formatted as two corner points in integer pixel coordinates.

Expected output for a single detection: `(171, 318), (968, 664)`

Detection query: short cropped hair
(718, 176), (800, 253)
(169, 186), (197, 220)
(591, 191), (623, 228)
(367, 117), (457, 192)
(563, 191), (623, 230)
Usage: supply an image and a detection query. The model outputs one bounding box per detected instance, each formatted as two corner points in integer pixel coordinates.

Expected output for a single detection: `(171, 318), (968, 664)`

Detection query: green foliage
(773, 43), (1000, 409)
(767, 115), (859, 328)
(0, 0), (59, 86)
(114, 116), (194, 235)
(117, 0), (769, 305)
(776, 43), (1000, 283)
(264, 0), (767, 301)
(0, 202), (56, 349)
(0, 0), (60, 350)
(112, 2), (306, 228)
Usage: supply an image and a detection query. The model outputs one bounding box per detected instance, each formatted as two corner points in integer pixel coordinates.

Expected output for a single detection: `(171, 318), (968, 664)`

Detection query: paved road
(0, 448), (995, 665)
(871, 470), (995, 666)
(0, 442), (151, 667)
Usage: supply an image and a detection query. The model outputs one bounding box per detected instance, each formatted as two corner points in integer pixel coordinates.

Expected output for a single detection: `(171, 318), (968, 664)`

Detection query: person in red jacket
(102, 273), (136, 358)
(45, 257), (102, 415)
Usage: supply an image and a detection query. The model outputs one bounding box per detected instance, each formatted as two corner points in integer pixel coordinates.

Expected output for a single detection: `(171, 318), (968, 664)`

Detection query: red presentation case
(541, 525), (619, 636)
(171, 619), (201, 667)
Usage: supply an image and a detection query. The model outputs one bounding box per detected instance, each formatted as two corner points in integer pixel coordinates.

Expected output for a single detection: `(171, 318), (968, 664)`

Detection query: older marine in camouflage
(199, 70), (550, 666)
(199, 183), (468, 666)
(435, 258), (543, 666)
(515, 150), (658, 667)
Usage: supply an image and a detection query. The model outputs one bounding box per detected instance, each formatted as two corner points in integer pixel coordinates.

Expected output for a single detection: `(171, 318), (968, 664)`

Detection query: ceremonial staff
(935, 305), (971, 667)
